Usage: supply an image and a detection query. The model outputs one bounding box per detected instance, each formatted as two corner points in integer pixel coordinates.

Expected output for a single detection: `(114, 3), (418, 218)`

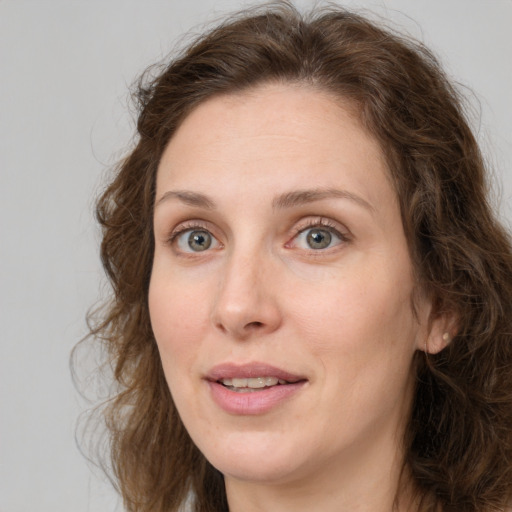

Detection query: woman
(87, 3), (512, 511)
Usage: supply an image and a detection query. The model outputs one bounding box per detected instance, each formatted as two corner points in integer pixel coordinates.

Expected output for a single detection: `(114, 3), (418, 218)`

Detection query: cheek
(292, 269), (414, 346)
(148, 270), (211, 367)
(289, 260), (418, 402)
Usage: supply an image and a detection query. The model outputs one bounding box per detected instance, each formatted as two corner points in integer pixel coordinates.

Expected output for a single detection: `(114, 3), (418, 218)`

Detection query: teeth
(220, 376), (282, 388)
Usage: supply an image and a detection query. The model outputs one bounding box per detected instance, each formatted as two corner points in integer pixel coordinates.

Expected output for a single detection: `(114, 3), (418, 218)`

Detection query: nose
(211, 248), (282, 340)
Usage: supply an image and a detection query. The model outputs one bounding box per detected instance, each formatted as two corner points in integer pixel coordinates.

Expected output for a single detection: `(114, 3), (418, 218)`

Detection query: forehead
(156, 83), (393, 210)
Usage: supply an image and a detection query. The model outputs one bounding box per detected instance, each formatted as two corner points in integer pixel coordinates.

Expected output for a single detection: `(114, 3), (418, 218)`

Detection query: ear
(424, 309), (459, 355)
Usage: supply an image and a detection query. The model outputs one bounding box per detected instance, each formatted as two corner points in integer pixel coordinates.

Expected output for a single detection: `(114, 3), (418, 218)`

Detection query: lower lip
(207, 381), (305, 415)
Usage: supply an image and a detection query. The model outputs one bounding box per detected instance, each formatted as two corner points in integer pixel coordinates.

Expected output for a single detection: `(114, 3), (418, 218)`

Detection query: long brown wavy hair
(81, 2), (512, 511)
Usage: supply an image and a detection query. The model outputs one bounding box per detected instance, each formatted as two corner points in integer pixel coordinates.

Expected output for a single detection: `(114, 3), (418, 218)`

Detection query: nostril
(214, 321), (228, 334)
(246, 321), (264, 330)
(212, 297), (282, 338)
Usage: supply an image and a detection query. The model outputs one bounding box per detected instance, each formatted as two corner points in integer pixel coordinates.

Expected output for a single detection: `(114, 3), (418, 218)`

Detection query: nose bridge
(211, 238), (281, 339)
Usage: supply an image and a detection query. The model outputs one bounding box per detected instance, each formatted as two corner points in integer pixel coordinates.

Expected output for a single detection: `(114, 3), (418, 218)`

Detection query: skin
(149, 83), (450, 512)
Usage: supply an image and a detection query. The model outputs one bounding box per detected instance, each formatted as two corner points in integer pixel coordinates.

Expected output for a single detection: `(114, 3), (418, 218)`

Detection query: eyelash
(288, 218), (350, 250)
(167, 220), (215, 244)
(166, 217), (350, 254)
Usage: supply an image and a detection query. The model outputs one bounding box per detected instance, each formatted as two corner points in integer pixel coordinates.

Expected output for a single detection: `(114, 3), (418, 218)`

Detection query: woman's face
(149, 84), (433, 490)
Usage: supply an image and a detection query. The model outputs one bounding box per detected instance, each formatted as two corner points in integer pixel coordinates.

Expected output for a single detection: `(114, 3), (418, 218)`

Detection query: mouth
(207, 362), (306, 387)
(205, 363), (307, 414)
(218, 376), (299, 393)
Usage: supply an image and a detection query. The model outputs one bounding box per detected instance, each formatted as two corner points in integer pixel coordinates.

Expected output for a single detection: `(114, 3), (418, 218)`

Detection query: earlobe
(426, 331), (451, 355)
(424, 311), (458, 354)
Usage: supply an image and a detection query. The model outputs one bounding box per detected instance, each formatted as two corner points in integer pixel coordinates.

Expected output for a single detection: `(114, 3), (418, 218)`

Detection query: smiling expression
(149, 83), (434, 491)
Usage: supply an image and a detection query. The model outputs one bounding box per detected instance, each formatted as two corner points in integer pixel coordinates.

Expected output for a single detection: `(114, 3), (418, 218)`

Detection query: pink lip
(207, 362), (305, 382)
(205, 362), (307, 415)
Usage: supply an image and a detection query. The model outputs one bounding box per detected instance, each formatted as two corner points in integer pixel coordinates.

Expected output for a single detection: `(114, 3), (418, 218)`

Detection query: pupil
(307, 229), (331, 249)
(188, 231), (211, 251)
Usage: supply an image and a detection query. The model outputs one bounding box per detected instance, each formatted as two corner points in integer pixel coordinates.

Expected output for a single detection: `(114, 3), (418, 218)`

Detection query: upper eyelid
(297, 220), (338, 232)
(168, 220), (214, 238)
(292, 217), (349, 236)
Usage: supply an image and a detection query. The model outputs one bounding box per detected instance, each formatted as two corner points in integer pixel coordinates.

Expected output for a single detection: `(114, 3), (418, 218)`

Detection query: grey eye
(187, 230), (212, 251)
(306, 229), (332, 249)
(174, 227), (220, 253)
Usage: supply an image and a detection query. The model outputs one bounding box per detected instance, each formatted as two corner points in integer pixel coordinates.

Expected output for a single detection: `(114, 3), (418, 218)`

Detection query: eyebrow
(155, 187), (374, 213)
(155, 190), (216, 209)
(272, 188), (375, 213)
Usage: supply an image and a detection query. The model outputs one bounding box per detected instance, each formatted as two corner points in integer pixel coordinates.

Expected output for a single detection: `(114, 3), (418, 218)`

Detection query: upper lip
(206, 362), (306, 383)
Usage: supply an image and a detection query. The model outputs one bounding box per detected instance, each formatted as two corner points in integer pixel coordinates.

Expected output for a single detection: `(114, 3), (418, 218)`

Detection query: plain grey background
(1, 1), (510, 511)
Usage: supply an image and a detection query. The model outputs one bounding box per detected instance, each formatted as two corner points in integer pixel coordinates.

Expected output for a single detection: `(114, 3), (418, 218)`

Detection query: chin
(214, 456), (305, 485)
(197, 430), (310, 484)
